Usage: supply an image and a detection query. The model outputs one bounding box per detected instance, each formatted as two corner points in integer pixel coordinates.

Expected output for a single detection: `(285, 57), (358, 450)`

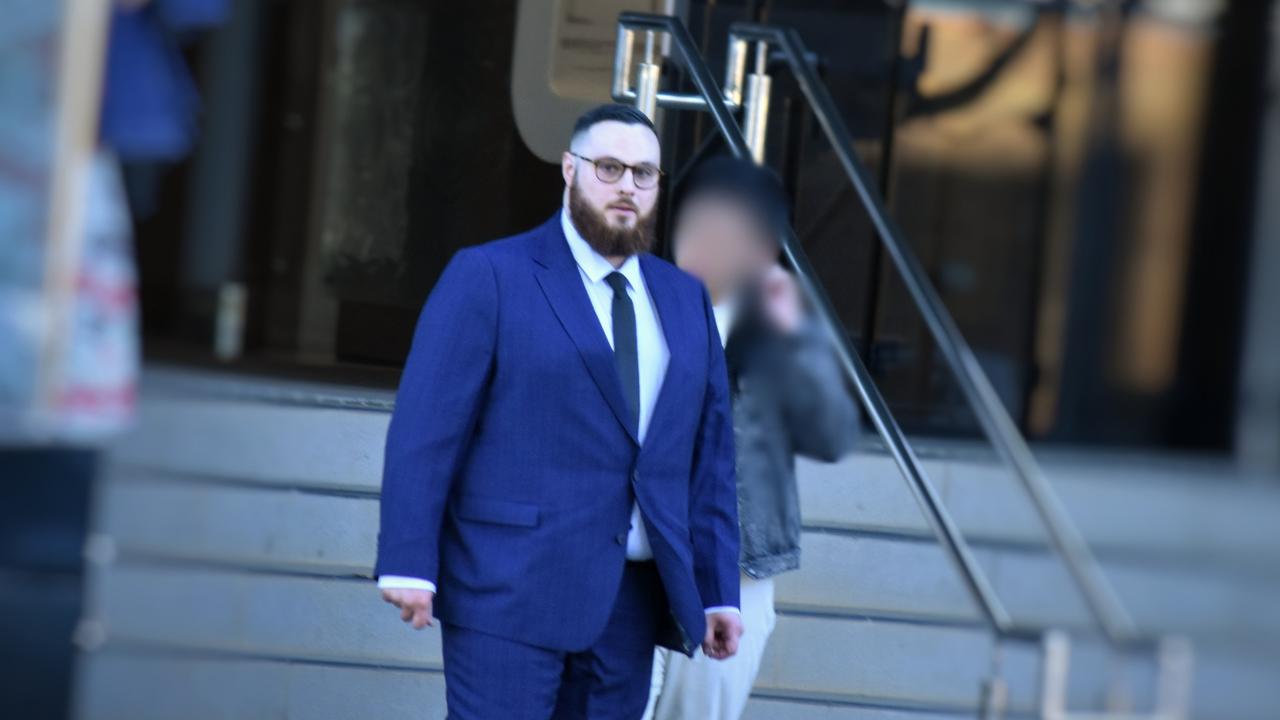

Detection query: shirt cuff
(378, 576), (437, 593)
(704, 606), (741, 616)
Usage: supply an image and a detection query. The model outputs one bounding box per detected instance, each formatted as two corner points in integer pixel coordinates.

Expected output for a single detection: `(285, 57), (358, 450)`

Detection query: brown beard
(568, 180), (656, 258)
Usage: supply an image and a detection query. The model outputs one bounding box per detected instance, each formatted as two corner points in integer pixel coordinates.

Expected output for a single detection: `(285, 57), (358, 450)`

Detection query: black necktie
(606, 271), (640, 432)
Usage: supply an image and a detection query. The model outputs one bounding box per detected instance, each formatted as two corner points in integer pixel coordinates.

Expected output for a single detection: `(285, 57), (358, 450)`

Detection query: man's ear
(562, 152), (575, 186)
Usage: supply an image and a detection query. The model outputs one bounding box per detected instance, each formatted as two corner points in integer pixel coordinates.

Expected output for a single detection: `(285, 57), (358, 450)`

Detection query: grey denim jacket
(725, 310), (860, 580)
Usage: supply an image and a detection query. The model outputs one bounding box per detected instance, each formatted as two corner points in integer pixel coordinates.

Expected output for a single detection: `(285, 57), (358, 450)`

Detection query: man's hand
(381, 587), (435, 629)
(702, 611), (744, 660)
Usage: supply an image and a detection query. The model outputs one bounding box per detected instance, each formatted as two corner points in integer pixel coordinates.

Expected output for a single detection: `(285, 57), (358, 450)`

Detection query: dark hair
(674, 155), (790, 246)
(570, 104), (658, 146)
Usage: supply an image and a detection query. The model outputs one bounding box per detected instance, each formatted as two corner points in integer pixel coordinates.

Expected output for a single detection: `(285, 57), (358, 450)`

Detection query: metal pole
(635, 31), (661, 121)
(1153, 636), (1194, 720)
(613, 25), (635, 101)
(742, 41), (772, 165)
(980, 676), (1009, 720)
(723, 37), (749, 107)
(1040, 630), (1071, 720)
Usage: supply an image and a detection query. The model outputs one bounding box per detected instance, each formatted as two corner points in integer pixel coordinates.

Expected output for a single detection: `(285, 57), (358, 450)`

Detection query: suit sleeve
(375, 247), (498, 583)
(780, 324), (860, 462)
(689, 285), (741, 611)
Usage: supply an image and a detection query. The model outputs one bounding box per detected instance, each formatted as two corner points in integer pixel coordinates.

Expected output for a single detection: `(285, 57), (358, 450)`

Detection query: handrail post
(612, 25), (635, 102)
(634, 31), (662, 121)
(980, 644), (1009, 720)
(979, 677), (1009, 720)
(723, 37), (749, 107)
(742, 41), (772, 164)
(1153, 635), (1194, 720)
(1040, 630), (1070, 720)
(613, 17), (742, 113)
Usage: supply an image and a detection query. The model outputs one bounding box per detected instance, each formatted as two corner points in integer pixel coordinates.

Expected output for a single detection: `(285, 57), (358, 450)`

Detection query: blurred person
(375, 104), (743, 720)
(0, 0), (229, 449)
(643, 156), (859, 720)
(0, 1), (224, 717)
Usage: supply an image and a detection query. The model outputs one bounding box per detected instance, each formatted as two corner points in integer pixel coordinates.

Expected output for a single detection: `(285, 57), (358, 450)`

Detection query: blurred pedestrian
(644, 156), (860, 720)
(0, 2), (225, 717)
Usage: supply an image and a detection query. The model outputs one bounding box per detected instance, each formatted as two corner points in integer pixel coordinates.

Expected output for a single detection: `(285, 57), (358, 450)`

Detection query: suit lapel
(532, 215), (640, 445)
(641, 254), (693, 451)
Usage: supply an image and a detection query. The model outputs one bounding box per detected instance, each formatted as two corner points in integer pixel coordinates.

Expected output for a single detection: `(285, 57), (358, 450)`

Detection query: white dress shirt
(382, 209), (738, 616)
(558, 207), (670, 562)
(712, 300), (737, 349)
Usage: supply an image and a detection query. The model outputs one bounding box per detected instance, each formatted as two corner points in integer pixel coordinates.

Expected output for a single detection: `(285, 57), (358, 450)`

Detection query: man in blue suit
(376, 104), (743, 719)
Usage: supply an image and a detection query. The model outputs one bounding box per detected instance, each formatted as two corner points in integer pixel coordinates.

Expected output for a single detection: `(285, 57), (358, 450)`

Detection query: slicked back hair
(569, 104), (658, 149)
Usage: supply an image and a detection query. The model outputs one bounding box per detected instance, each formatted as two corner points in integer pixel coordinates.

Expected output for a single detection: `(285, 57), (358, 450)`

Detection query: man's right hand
(381, 587), (435, 629)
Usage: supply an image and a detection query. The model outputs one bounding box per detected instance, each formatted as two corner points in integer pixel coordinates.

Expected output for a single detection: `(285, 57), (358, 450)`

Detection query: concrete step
(80, 563), (1019, 713)
(111, 394), (1280, 576)
(80, 561), (1280, 717)
(798, 453), (1280, 577)
(75, 652), (448, 720)
(77, 380), (1280, 719)
(98, 466), (1280, 647)
(75, 650), (968, 720)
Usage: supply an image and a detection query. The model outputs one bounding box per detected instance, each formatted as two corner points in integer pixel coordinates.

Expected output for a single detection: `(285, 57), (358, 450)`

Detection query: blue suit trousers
(441, 561), (667, 720)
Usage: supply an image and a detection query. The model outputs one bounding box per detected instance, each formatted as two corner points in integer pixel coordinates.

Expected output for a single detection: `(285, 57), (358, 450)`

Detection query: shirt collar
(561, 207), (644, 290)
(712, 297), (739, 347)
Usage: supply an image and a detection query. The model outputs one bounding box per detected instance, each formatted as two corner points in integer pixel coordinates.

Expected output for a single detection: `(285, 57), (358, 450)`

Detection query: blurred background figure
(644, 156), (859, 720)
(0, 1), (224, 717)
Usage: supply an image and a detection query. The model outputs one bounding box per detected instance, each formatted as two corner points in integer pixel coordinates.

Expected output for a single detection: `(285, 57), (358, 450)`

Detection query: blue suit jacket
(376, 213), (740, 654)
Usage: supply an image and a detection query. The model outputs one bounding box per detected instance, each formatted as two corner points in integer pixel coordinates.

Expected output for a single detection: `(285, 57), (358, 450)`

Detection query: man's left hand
(703, 611), (744, 660)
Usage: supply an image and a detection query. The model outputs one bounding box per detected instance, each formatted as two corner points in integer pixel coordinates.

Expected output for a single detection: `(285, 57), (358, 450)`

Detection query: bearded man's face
(561, 120), (661, 258)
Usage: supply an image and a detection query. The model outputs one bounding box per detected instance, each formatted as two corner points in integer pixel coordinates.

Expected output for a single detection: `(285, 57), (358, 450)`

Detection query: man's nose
(618, 169), (641, 193)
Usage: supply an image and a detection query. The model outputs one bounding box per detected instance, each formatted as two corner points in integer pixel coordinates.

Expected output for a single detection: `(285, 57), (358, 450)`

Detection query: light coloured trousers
(642, 573), (777, 720)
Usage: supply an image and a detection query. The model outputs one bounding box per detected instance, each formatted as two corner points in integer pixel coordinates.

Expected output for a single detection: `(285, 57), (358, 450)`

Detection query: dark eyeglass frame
(569, 152), (664, 189)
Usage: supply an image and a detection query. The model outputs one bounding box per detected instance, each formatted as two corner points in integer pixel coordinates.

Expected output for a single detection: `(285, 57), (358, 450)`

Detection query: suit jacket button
(616, 532), (627, 545)
(631, 470), (640, 483)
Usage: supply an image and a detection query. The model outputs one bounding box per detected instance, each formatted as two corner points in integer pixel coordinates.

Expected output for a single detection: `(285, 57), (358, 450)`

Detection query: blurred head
(672, 156), (787, 303)
(562, 104), (662, 259)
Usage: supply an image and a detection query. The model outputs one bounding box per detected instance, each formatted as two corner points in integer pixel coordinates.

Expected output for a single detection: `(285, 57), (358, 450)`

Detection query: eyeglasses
(569, 152), (664, 190)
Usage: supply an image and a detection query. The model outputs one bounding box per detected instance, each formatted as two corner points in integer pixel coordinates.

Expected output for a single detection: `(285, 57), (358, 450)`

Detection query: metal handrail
(614, 11), (1017, 639)
(726, 22), (1139, 647)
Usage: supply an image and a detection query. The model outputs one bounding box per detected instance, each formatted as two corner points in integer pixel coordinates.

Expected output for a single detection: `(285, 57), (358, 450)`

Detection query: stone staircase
(72, 370), (1280, 719)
